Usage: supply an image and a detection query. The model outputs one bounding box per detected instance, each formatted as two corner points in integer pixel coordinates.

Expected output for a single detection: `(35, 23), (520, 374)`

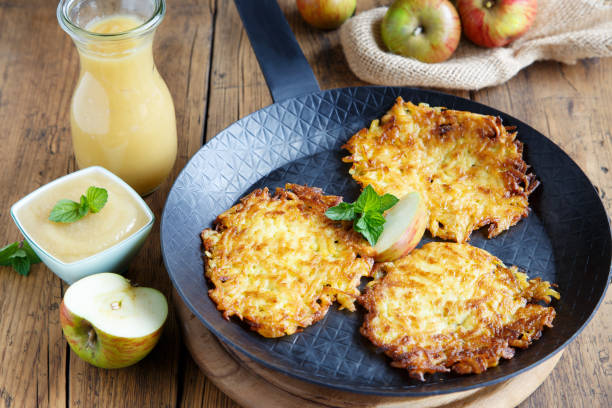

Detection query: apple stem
(485, 0), (495, 8)
(413, 26), (423, 36)
(86, 328), (97, 350)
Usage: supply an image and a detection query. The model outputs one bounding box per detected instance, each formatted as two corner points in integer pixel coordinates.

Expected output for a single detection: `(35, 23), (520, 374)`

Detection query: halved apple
(59, 273), (168, 369)
(374, 191), (428, 262)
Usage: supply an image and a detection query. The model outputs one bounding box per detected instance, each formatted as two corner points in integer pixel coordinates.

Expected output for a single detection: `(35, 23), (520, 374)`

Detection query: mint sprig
(0, 240), (41, 276)
(325, 185), (399, 246)
(49, 186), (108, 223)
(86, 186), (108, 213)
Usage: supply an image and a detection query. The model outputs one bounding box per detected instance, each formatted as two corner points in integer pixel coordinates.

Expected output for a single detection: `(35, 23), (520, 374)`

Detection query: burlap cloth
(340, 0), (612, 90)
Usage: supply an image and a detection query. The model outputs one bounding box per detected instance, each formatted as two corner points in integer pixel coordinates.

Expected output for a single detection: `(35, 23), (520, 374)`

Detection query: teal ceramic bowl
(10, 166), (154, 284)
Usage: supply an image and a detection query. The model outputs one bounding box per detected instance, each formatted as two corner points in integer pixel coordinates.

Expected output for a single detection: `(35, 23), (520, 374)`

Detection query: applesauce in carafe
(63, 4), (177, 195)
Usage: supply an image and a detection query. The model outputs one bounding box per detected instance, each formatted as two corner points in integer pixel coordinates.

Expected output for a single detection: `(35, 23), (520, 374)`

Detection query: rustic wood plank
(0, 1), (75, 407)
(179, 356), (207, 407)
(64, 1), (215, 407)
(472, 58), (612, 408)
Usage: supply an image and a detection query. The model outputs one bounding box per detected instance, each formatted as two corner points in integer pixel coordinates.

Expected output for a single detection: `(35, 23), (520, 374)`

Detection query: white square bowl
(10, 166), (154, 284)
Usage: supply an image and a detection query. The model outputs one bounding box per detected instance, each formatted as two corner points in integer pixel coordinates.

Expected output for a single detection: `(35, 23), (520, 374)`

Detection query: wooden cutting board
(174, 294), (563, 408)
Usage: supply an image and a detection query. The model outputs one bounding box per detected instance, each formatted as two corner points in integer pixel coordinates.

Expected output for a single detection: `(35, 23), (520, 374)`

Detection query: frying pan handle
(233, 0), (320, 103)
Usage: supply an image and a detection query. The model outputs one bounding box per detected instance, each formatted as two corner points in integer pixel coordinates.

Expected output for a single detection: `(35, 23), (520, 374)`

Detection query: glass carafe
(58, 0), (177, 195)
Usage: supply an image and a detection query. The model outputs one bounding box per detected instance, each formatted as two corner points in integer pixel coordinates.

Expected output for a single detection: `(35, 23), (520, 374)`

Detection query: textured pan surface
(161, 87), (611, 396)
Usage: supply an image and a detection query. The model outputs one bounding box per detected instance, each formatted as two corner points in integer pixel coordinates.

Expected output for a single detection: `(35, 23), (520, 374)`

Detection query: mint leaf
(325, 186), (399, 246)
(49, 186), (108, 223)
(354, 213), (368, 231)
(363, 211), (386, 227)
(325, 202), (355, 221)
(49, 199), (84, 223)
(354, 185), (379, 214)
(0, 240), (41, 276)
(10, 255), (30, 276)
(0, 242), (19, 266)
(21, 240), (40, 264)
(87, 186), (108, 213)
(354, 213), (385, 246)
(379, 194), (399, 212)
(359, 224), (384, 246)
(11, 249), (26, 259)
(79, 195), (89, 217)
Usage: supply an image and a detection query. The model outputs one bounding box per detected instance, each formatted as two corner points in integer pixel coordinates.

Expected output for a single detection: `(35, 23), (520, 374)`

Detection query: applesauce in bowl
(11, 167), (154, 283)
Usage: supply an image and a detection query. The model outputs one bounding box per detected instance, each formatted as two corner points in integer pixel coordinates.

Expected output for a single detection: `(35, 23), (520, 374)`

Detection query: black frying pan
(160, 0), (611, 396)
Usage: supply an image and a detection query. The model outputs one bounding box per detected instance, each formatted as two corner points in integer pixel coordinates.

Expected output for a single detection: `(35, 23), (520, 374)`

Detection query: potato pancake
(343, 98), (539, 242)
(360, 242), (559, 381)
(201, 184), (374, 338)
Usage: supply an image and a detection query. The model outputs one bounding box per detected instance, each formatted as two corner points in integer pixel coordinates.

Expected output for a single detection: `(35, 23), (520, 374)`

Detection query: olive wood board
(174, 293), (563, 408)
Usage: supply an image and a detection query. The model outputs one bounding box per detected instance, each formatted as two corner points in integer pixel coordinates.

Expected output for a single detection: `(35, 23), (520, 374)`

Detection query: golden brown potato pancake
(343, 98), (539, 243)
(201, 184), (374, 338)
(360, 242), (559, 381)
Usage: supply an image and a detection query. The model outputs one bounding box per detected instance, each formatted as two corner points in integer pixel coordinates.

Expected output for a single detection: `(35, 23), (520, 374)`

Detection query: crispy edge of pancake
(342, 97), (540, 243)
(359, 243), (559, 381)
(201, 183), (375, 338)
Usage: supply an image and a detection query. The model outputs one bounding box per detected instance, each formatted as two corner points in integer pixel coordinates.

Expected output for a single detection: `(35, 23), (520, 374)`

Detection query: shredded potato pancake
(360, 242), (559, 381)
(343, 98), (539, 242)
(201, 184), (374, 338)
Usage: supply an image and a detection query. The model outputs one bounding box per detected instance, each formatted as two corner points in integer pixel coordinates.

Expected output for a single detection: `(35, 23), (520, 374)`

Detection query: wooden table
(0, 0), (610, 406)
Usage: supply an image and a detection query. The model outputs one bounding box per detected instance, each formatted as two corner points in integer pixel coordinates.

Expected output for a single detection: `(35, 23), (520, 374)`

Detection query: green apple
(297, 0), (356, 30)
(374, 191), (428, 262)
(382, 0), (461, 63)
(59, 273), (168, 369)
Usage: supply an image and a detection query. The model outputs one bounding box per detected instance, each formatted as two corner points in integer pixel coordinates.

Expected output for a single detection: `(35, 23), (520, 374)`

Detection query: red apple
(457, 0), (537, 47)
(60, 273), (168, 369)
(297, 0), (356, 30)
(374, 191), (428, 262)
(381, 0), (461, 63)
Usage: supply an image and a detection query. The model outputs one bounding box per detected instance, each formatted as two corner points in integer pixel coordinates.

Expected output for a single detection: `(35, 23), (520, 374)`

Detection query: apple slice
(59, 273), (168, 369)
(374, 191), (428, 262)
